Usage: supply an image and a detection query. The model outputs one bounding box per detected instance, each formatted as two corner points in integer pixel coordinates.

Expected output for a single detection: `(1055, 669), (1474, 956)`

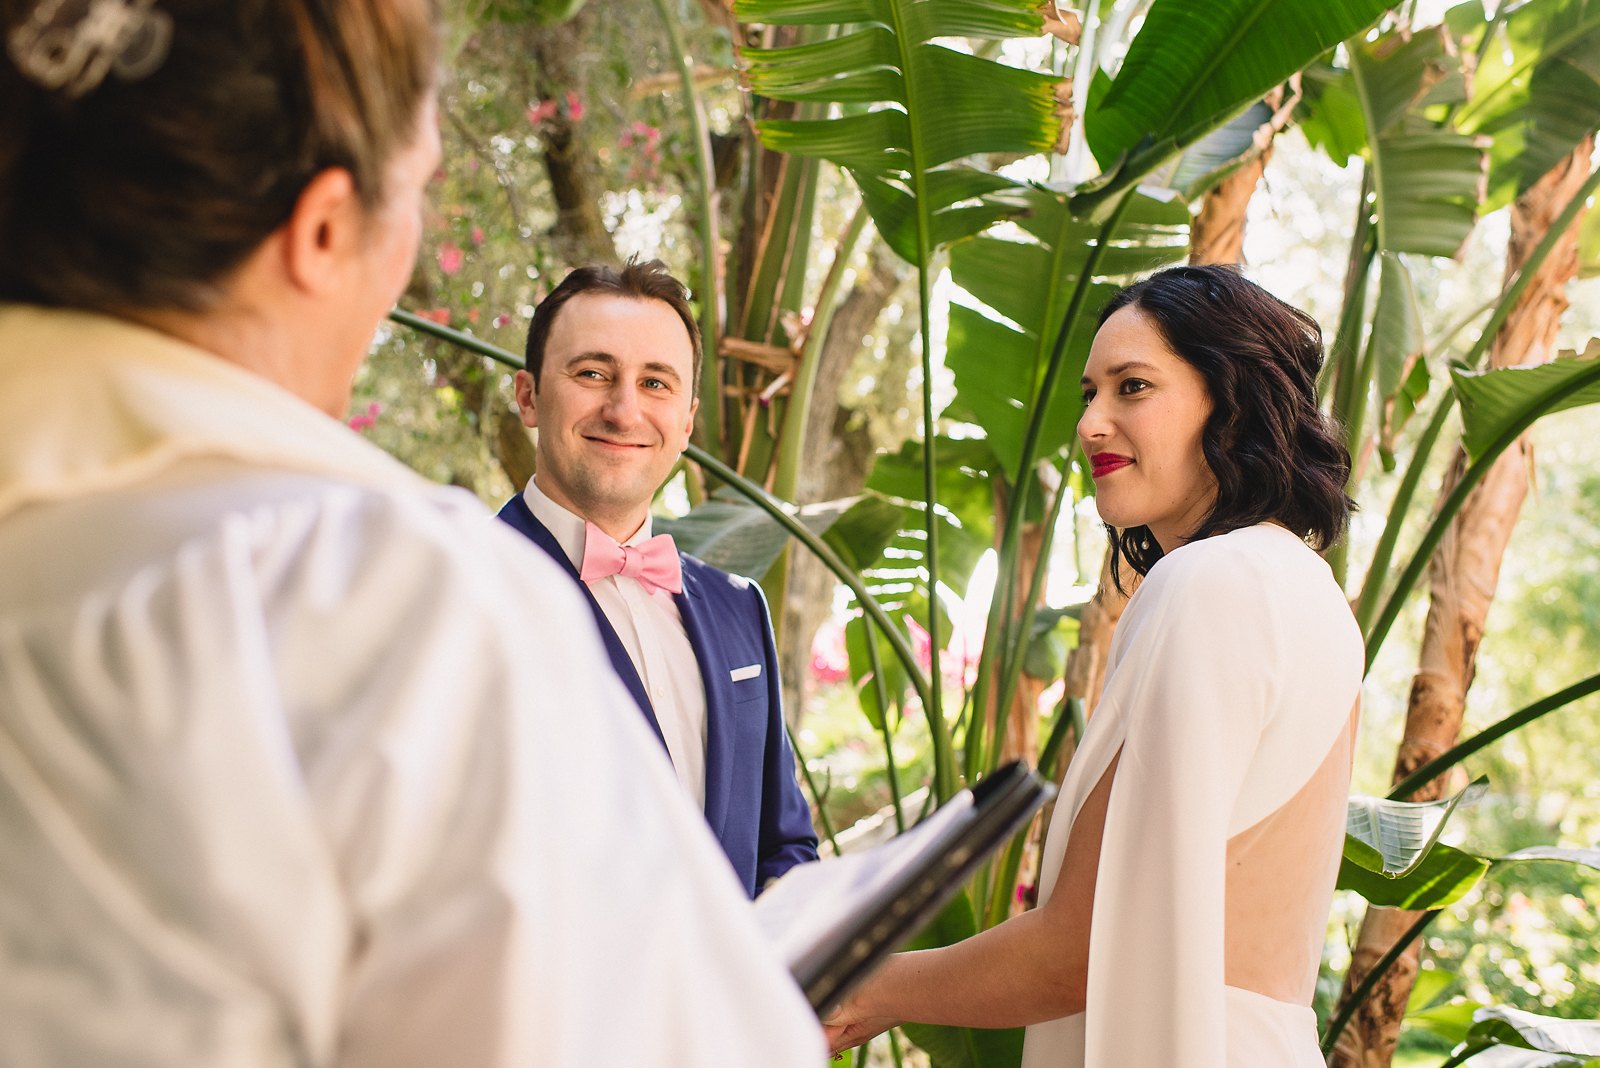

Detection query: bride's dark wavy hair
(1098, 265), (1354, 592)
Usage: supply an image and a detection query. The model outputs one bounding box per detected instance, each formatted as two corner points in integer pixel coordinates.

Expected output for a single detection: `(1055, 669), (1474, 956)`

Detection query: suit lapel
(495, 496), (669, 755)
(676, 562), (735, 836)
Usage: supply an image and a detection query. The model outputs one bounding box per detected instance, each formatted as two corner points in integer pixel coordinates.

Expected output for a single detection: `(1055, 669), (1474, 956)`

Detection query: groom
(497, 260), (818, 897)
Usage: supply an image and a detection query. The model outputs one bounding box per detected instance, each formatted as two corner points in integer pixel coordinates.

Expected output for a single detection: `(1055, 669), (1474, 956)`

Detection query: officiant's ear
(514, 369), (540, 429)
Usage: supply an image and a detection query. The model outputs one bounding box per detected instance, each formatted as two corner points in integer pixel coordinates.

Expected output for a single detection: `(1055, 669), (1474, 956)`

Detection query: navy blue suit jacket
(497, 494), (818, 896)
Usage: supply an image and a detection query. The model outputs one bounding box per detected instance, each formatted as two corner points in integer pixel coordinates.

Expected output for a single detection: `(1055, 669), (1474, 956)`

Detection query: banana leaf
(1452, 338), (1600, 462)
(1073, 0), (1393, 213)
(1580, 203), (1600, 277)
(1150, 100), (1276, 202)
(1337, 840), (1488, 909)
(1344, 776), (1488, 878)
(654, 493), (856, 578)
(1443, 1006), (1600, 1068)
(734, 0), (1060, 265)
(1373, 250), (1431, 463)
(845, 613), (910, 730)
(1452, 0), (1600, 212)
(944, 186), (1189, 475)
(1297, 59), (1369, 166)
(1349, 27), (1487, 260)
(1494, 846), (1600, 873)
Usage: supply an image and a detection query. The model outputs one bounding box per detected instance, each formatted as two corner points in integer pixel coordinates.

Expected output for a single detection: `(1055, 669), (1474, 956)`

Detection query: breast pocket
(728, 661), (764, 703)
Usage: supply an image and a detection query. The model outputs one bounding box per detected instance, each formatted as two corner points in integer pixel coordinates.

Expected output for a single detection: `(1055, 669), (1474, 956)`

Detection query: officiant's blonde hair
(0, 0), (439, 312)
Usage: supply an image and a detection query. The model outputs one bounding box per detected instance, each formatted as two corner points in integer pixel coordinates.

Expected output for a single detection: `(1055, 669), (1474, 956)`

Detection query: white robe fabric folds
(1022, 524), (1362, 1068)
(0, 305), (824, 1067)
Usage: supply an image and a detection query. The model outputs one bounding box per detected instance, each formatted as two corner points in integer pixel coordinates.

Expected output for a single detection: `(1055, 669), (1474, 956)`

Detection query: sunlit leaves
(1452, 339), (1600, 461)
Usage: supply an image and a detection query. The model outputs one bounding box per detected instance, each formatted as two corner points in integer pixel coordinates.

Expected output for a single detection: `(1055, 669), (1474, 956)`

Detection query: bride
(825, 264), (1363, 1067)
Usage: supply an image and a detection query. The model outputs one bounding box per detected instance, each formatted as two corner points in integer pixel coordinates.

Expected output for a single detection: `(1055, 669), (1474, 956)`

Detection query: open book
(754, 761), (1054, 1013)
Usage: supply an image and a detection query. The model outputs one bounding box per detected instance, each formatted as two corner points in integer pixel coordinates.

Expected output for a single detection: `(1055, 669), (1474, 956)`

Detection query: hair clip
(7, 0), (172, 99)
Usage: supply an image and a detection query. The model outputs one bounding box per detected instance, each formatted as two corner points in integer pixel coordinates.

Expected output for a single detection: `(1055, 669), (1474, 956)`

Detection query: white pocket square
(729, 664), (762, 682)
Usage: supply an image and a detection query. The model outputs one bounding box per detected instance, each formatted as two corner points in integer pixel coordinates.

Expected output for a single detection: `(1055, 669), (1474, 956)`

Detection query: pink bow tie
(579, 522), (683, 595)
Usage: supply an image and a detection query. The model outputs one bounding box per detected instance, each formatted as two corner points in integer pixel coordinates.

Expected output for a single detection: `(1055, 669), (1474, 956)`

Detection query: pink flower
(492, 314), (512, 329)
(565, 90), (585, 122)
(437, 242), (464, 276)
(471, 226), (485, 246)
(422, 307), (451, 325)
(347, 402), (383, 432)
(466, 307), (480, 324)
(526, 99), (558, 126)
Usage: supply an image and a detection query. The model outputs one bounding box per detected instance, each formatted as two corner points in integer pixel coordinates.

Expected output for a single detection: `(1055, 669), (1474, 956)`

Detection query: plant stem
(648, 0), (723, 450)
(772, 203), (871, 501)
(788, 721), (840, 852)
(885, 0), (952, 802)
(992, 460), (1073, 766)
(1362, 159), (1600, 665)
(1320, 910), (1438, 1055)
(1389, 670), (1600, 800)
(862, 613), (907, 834)
(1353, 391), (1456, 633)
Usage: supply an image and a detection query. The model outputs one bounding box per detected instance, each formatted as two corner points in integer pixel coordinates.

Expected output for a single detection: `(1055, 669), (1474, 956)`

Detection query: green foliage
(1441, 1005), (1600, 1067)
(1348, 26), (1486, 260)
(1453, 339), (1600, 462)
(735, 0), (1060, 266)
(1074, 0), (1393, 212)
(944, 187), (1189, 474)
(1452, 0), (1600, 212)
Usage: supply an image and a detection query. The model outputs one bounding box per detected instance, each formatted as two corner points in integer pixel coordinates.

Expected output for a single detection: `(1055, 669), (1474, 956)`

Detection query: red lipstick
(1090, 452), (1132, 478)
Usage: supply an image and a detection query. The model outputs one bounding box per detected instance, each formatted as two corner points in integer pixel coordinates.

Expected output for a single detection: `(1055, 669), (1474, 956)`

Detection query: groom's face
(515, 293), (697, 529)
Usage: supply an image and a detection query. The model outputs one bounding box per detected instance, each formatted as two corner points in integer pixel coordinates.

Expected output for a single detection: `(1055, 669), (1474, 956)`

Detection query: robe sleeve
(273, 493), (827, 1067)
(1079, 544), (1283, 1068)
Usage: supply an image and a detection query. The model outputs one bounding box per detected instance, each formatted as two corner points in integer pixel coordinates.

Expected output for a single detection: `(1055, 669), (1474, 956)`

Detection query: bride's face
(1077, 306), (1216, 553)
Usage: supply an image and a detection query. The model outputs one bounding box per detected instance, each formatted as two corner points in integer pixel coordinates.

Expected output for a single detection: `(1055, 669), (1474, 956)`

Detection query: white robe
(0, 304), (824, 1067)
(1022, 524), (1362, 1067)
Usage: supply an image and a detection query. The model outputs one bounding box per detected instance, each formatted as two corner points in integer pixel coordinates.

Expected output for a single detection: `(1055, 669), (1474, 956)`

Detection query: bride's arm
(825, 756), (1118, 1052)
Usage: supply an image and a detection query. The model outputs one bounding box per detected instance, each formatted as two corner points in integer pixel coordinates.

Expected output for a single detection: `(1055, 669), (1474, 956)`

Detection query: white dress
(1021, 524), (1363, 1067)
(0, 305), (825, 1067)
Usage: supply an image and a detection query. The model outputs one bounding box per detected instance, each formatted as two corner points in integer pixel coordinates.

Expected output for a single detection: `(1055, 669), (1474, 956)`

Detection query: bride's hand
(821, 994), (897, 1056)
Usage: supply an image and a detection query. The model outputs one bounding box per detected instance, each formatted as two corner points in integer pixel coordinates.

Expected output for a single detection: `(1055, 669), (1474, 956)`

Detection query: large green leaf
(945, 186), (1189, 475)
(1452, 338), (1600, 461)
(1345, 776), (1488, 878)
(1495, 846), (1600, 873)
(1453, 0), (1600, 212)
(1297, 59), (1370, 165)
(1350, 27), (1486, 259)
(735, 0), (1060, 265)
(1074, 0), (1392, 210)
(845, 612), (911, 730)
(654, 494), (855, 578)
(1337, 840), (1489, 909)
(1445, 1006), (1600, 1068)
(1373, 250), (1431, 460)
(1151, 100), (1275, 202)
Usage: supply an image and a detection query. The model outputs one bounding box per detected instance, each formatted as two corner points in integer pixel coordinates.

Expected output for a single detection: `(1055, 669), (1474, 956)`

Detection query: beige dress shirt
(523, 478), (709, 808)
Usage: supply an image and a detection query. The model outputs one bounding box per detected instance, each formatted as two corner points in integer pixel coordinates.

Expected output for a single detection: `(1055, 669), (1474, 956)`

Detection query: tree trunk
(1061, 549), (1133, 716)
(1329, 134), (1595, 1068)
(1189, 153), (1269, 266)
(777, 242), (909, 724)
(526, 8), (617, 266)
